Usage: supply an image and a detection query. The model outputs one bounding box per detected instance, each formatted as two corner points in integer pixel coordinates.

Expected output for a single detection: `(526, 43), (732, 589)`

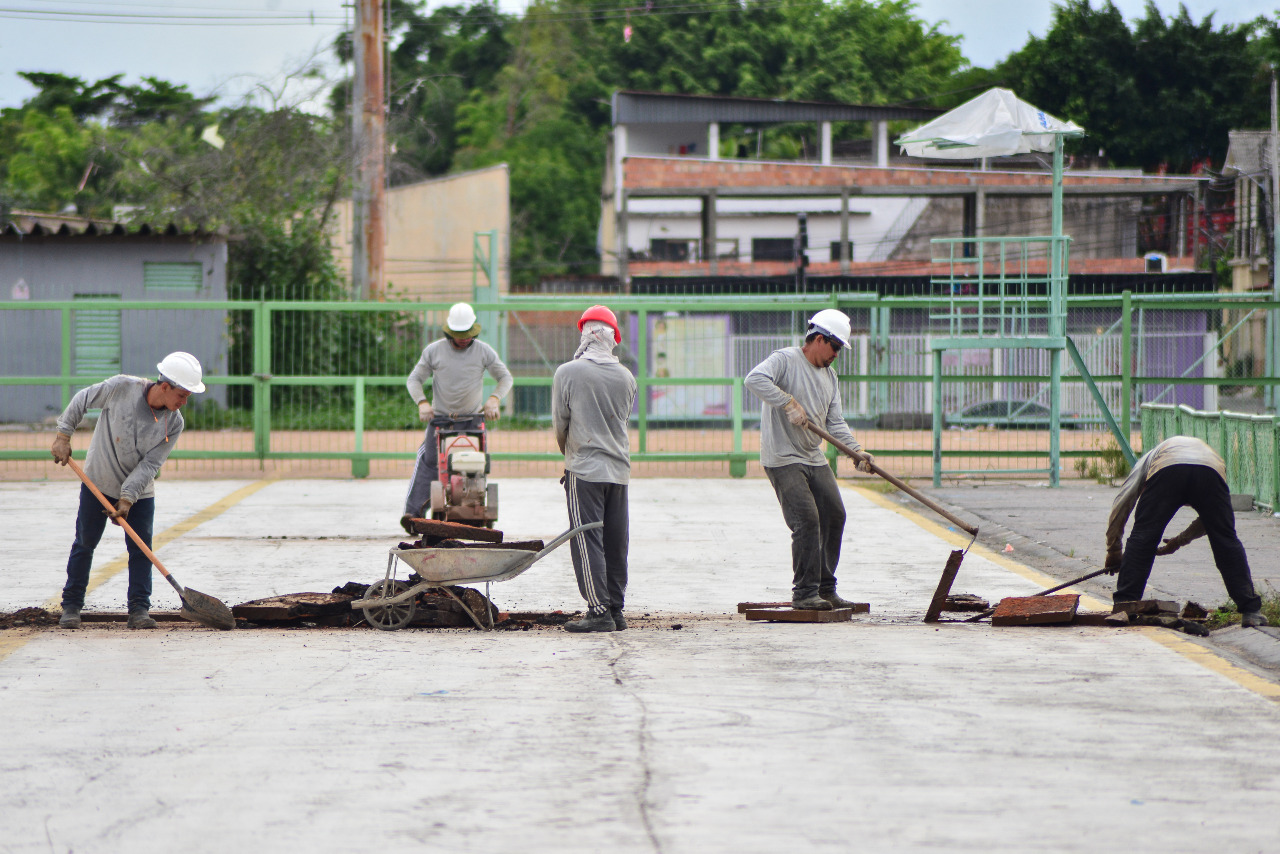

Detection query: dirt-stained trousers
(765, 462), (846, 601)
(563, 472), (628, 617)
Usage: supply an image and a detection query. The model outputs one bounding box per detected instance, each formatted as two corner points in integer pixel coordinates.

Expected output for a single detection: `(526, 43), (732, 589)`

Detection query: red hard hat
(578, 305), (620, 344)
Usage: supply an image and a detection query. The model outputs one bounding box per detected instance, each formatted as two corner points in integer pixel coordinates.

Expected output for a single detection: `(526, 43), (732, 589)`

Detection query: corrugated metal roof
(0, 210), (227, 238)
(1223, 130), (1272, 177)
(612, 90), (942, 126)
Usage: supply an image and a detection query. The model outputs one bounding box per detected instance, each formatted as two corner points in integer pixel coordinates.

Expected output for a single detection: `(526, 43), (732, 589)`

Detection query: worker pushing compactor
(402, 302), (513, 532)
(50, 351), (205, 630)
(746, 310), (873, 611)
(1105, 435), (1268, 627)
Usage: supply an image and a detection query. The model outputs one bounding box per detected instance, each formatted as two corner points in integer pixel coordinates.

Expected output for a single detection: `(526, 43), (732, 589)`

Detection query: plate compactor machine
(426, 414), (497, 528)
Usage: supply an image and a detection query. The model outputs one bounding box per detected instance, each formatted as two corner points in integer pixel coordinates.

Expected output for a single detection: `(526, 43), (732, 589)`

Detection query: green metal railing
(3, 293), (1279, 479)
(1141, 403), (1280, 512)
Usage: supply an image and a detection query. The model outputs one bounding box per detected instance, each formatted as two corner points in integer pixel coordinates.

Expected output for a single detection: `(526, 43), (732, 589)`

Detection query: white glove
(483, 395), (501, 421)
(783, 397), (808, 427)
(418, 401), (433, 423)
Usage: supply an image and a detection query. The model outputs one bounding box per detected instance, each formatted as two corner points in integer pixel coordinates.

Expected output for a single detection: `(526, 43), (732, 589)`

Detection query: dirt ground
(0, 426), (1120, 481)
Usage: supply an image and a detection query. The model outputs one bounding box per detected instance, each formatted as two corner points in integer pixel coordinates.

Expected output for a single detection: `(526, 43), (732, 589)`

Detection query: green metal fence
(1140, 403), (1280, 512)
(2, 294), (1278, 481)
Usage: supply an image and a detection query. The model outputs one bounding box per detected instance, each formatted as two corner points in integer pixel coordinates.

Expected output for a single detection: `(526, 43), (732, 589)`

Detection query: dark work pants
(765, 463), (847, 601)
(563, 473), (629, 616)
(1115, 464), (1261, 612)
(62, 484), (155, 612)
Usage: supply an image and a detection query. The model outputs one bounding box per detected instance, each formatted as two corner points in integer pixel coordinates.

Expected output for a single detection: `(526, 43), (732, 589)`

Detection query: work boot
(59, 607), (81, 629)
(791, 595), (832, 611)
(127, 609), (158, 630)
(611, 606), (627, 631)
(399, 513), (416, 535)
(1242, 611), (1270, 628)
(565, 611), (616, 633)
(820, 591), (858, 609)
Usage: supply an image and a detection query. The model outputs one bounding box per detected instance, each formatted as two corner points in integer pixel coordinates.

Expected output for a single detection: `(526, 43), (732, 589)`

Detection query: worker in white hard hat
(745, 310), (872, 611)
(50, 351), (205, 630)
(402, 302), (513, 532)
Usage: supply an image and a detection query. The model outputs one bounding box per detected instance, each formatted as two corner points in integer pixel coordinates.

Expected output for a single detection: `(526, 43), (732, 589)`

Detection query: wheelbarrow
(353, 521), (603, 631)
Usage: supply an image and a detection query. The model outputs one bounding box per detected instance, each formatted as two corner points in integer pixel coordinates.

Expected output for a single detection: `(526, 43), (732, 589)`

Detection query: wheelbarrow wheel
(364, 579), (416, 631)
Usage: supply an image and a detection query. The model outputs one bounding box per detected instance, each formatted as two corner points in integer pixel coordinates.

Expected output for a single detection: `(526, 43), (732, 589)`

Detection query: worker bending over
(1106, 435), (1267, 627)
(51, 352), (205, 629)
(746, 309), (872, 611)
(552, 305), (637, 633)
(402, 302), (512, 531)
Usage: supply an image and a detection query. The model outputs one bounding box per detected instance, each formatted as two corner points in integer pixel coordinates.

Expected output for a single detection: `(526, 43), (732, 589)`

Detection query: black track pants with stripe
(563, 472), (629, 616)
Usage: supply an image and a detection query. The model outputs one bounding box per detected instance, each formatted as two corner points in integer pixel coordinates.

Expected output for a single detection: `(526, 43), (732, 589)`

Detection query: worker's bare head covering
(575, 320), (619, 364)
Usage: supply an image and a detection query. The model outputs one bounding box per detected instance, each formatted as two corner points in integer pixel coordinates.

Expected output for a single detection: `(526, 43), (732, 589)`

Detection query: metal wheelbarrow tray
(353, 521), (602, 631)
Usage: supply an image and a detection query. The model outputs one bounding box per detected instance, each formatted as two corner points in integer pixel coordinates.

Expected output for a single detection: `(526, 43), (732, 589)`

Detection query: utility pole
(352, 0), (386, 301)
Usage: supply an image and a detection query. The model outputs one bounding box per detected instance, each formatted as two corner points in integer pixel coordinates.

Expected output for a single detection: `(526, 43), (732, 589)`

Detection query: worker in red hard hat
(552, 305), (637, 632)
(402, 302), (513, 531)
(50, 351), (205, 630)
(745, 310), (872, 611)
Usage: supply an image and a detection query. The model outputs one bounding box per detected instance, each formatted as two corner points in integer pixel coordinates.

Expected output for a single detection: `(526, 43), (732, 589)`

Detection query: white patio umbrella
(895, 88), (1083, 159)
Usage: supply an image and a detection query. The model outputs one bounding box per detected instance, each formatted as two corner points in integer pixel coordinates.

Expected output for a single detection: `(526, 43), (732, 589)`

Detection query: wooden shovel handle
(66, 458), (176, 583)
(805, 419), (979, 537)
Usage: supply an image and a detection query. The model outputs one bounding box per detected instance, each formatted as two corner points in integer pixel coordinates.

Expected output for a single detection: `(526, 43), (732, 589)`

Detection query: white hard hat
(156, 351), (205, 393)
(808, 309), (851, 349)
(444, 303), (479, 338)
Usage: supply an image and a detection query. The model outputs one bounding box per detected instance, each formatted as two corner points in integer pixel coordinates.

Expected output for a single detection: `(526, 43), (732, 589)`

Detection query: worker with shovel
(402, 302), (513, 532)
(553, 305), (638, 633)
(746, 310), (873, 611)
(50, 352), (205, 630)
(1105, 435), (1267, 627)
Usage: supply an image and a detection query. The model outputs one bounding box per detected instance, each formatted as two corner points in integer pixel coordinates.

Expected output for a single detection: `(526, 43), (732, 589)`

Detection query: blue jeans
(62, 484), (155, 612)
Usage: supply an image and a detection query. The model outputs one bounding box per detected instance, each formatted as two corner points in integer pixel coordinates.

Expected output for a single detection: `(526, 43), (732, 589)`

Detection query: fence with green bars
(1, 293), (1277, 480)
(1141, 403), (1280, 512)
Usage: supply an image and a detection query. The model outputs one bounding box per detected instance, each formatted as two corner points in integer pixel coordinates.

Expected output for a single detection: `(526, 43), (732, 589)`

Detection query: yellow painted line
(1139, 627), (1280, 702)
(848, 484), (1108, 611)
(37, 478), (279, 613)
(847, 484), (1280, 703)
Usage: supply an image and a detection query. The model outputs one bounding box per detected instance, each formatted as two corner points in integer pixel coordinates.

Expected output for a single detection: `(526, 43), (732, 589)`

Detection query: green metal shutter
(72, 294), (122, 379)
(144, 262), (202, 291)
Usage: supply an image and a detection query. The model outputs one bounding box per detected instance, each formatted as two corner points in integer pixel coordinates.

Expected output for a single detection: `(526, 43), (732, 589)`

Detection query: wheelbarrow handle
(805, 419), (979, 538)
(536, 521), (604, 561)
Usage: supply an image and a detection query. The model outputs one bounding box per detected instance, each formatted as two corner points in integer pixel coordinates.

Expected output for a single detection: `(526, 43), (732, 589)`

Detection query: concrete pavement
(2, 477), (1280, 852)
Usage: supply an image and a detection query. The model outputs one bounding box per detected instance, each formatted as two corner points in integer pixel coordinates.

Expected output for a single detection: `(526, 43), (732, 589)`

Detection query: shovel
(66, 458), (236, 630)
(804, 419), (978, 622)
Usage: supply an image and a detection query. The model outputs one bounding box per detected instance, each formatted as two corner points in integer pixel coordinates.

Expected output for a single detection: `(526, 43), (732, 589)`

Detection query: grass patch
(1205, 582), (1280, 629)
(1073, 435), (1132, 485)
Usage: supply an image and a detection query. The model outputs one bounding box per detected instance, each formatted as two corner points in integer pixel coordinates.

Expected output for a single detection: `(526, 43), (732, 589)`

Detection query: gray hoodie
(56, 375), (183, 502)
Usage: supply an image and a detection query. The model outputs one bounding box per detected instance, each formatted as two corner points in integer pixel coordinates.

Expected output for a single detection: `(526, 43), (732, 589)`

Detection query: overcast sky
(0, 0), (1274, 111)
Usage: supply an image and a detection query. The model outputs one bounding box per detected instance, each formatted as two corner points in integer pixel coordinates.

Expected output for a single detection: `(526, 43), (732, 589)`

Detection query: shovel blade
(180, 588), (236, 630)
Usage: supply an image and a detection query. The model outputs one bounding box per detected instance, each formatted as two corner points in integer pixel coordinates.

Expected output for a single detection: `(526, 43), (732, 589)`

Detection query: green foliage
(994, 0), (1268, 170)
(1205, 583), (1280, 629)
(1072, 435), (1131, 484)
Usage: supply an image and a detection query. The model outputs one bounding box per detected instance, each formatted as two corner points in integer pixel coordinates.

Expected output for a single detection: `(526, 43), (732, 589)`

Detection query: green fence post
(637, 309), (648, 455)
(730, 377), (747, 478)
(932, 349), (943, 488)
(253, 302), (271, 464)
(352, 376), (369, 479)
(1120, 290), (1132, 440)
(60, 306), (72, 408)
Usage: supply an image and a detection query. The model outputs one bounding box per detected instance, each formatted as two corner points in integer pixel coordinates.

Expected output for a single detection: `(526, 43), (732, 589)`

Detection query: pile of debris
(0, 608), (59, 630)
(986, 595), (1211, 636)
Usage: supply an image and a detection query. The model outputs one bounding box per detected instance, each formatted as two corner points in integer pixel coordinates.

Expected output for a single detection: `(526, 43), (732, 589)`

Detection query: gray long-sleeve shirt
(1106, 435), (1227, 552)
(552, 359), (637, 484)
(55, 375), (184, 502)
(745, 346), (862, 468)
(405, 339), (513, 416)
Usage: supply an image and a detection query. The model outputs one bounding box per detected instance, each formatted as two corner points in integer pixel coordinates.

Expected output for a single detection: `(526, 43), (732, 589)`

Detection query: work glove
(105, 498), (133, 526)
(418, 401), (433, 423)
(1155, 535), (1184, 556)
(783, 397), (808, 427)
(1104, 547), (1123, 575)
(51, 433), (72, 466)
(484, 395), (501, 421)
(855, 450), (875, 474)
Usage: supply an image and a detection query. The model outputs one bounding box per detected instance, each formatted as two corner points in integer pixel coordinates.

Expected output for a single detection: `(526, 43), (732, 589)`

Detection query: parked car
(946, 399), (1085, 430)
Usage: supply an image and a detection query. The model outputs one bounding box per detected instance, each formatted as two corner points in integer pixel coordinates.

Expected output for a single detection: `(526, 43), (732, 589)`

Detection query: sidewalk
(2, 477), (1279, 852)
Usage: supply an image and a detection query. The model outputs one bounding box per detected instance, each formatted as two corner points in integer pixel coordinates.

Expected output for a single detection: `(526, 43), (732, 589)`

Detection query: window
(72, 294), (121, 378)
(751, 238), (794, 262)
(830, 241), (854, 261)
(144, 261), (202, 291)
(649, 239), (695, 262)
